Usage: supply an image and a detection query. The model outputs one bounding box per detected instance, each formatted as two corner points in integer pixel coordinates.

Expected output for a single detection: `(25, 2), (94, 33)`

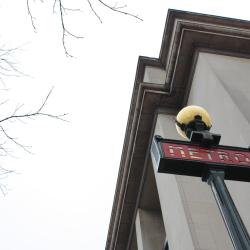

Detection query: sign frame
(151, 136), (250, 182)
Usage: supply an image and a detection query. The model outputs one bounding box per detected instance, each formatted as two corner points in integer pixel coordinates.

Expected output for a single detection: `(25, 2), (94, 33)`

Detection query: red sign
(161, 142), (250, 167)
(151, 137), (250, 181)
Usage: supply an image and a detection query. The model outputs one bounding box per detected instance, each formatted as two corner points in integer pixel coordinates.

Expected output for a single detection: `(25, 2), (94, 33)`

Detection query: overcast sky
(0, 1), (249, 249)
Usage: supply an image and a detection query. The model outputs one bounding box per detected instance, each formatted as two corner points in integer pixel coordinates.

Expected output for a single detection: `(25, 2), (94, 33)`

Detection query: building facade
(106, 10), (250, 250)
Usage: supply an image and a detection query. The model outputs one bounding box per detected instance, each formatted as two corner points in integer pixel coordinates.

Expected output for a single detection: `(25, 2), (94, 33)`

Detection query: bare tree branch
(0, 46), (23, 85)
(26, 0), (37, 32)
(0, 167), (16, 195)
(0, 88), (67, 158)
(97, 0), (143, 21)
(0, 89), (68, 125)
(87, 0), (103, 23)
(0, 125), (32, 154)
(53, 0), (84, 56)
(25, 0), (142, 56)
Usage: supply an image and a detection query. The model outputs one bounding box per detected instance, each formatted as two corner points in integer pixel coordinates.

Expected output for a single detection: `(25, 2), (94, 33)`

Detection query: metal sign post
(207, 170), (250, 250)
(151, 136), (250, 250)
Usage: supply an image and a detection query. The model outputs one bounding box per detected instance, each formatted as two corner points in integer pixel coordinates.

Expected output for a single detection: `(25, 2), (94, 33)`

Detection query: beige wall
(150, 52), (250, 250)
(135, 209), (165, 250)
(143, 66), (166, 85)
(189, 52), (250, 232)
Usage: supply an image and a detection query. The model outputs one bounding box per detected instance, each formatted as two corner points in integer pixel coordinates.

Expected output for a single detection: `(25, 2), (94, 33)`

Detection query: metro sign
(151, 136), (250, 182)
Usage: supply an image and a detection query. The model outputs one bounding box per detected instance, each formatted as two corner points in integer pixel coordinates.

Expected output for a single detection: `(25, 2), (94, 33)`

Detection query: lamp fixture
(175, 105), (221, 147)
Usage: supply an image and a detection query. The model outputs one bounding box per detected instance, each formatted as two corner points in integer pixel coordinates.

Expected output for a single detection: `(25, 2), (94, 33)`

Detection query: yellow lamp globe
(176, 105), (212, 139)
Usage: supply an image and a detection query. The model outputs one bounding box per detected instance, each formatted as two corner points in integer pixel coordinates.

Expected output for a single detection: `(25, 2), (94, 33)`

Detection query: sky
(0, 0), (250, 249)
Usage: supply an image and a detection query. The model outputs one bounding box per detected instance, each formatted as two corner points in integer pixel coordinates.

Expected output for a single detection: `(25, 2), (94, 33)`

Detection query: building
(106, 9), (250, 250)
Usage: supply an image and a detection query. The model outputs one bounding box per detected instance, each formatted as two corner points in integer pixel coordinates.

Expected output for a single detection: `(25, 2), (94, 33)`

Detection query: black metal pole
(207, 170), (250, 250)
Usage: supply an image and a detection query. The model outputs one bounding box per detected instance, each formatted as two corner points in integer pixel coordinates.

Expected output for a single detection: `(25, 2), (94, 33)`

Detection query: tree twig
(0, 46), (23, 84)
(25, 0), (142, 56)
(97, 0), (143, 21)
(0, 88), (68, 156)
(26, 0), (37, 32)
(54, 0), (84, 56)
(87, 0), (103, 23)
(0, 89), (68, 124)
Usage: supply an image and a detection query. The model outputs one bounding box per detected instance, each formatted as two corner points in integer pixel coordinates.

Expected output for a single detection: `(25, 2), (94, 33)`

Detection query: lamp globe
(175, 105), (212, 139)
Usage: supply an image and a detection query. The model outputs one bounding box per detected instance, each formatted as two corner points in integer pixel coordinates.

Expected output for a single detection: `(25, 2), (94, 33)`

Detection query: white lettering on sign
(161, 142), (250, 167)
(188, 148), (202, 160)
(217, 151), (233, 162)
(203, 150), (213, 160)
(168, 145), (186, 157)
(234, 153), (250, 164)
